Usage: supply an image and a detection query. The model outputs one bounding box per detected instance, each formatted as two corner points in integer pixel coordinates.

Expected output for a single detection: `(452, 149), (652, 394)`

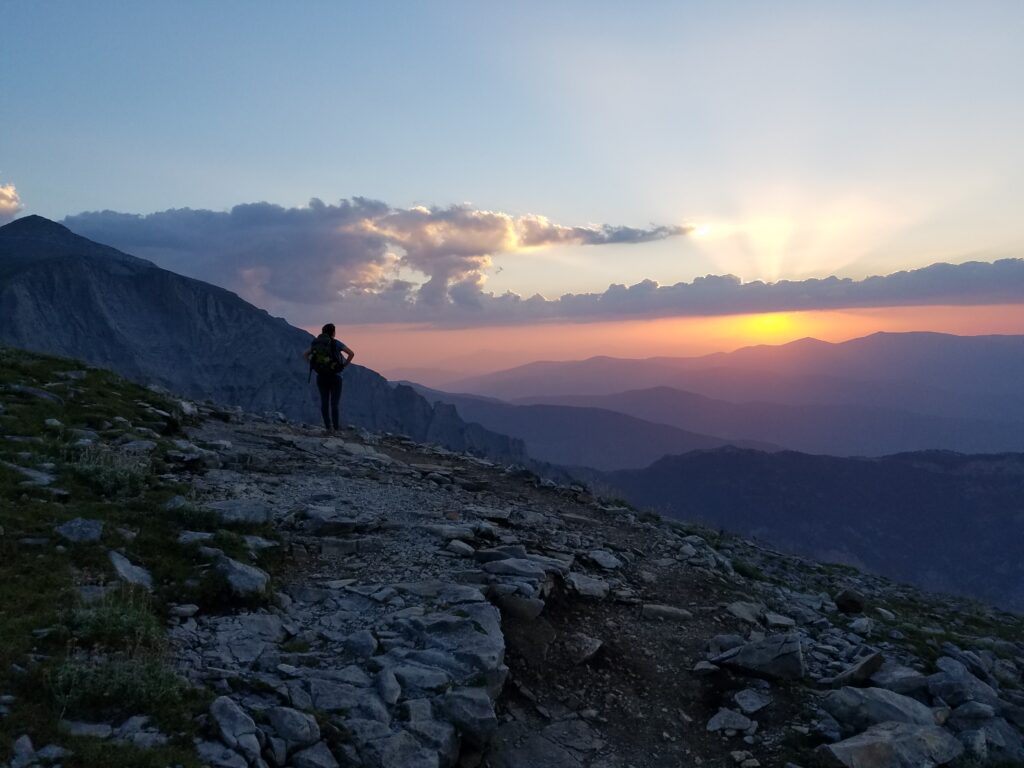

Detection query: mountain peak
(0, 214), (76, 239)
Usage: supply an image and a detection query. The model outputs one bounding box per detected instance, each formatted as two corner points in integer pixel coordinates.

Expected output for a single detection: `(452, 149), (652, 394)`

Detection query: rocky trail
(2, 349), (1024, 768)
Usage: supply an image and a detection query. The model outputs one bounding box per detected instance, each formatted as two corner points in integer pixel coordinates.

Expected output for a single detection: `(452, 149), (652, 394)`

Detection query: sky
(2, 1), (1024, 376)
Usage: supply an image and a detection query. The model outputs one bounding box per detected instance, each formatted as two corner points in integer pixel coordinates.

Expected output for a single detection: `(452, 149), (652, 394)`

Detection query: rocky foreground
(2, 350), (1024, 768)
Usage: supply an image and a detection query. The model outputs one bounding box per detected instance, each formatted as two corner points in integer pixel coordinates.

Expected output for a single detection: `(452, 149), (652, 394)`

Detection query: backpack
(309, 334), (344, 377)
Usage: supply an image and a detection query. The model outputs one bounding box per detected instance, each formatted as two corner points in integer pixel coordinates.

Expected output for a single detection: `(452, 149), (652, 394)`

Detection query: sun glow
(735, 312), (798, 342)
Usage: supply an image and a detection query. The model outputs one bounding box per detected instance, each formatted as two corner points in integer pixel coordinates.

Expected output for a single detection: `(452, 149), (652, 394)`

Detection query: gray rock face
(815, 722), (964, 767)
(714, 633), (806, 680)
(822, 686), (937, 735)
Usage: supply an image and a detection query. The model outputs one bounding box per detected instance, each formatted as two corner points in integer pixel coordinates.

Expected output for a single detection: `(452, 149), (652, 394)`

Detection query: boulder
(265, 706), (319, 750)
(714, 633), (806, 680)
(565, 572), (609, 599)
(215, 556), (270, 597)
(815, 722), (964, 767)
(823, 651), (885, 688)
(209, 696), (261, 763)
(588, 549), (623, 570)
(438, 687), (497, 746)
(927, 657), (1001, 707)
(108, 551), (153, 590)
(821, 686), (936, 735)
(292, 741), (340, 768)
(734, 689), (771, 714)
(727, 601), (765, 624)
(707, 707), (755, 733)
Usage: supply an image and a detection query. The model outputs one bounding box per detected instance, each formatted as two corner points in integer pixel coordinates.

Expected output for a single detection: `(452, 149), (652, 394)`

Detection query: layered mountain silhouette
(593, 447), (1024, 611)
(449, 334), (1024, 425)
(0, 216), (524, 462)
(409, 385), (779, 470)
(516, 386), (1024, 456)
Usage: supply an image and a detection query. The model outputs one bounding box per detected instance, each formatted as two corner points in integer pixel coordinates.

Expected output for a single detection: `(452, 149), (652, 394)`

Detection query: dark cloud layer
(63, 198), (688, 320)
(62, 199), (1024, 328)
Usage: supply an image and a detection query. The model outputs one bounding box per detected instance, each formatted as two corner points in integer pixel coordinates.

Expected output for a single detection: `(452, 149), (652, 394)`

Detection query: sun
(738, 312), (798, 342)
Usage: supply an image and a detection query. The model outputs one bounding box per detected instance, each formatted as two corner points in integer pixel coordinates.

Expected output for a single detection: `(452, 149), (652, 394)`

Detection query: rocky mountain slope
(592, 447), (1024, 613)
(3, 348), (1024, 768)
(0, 215), (523, 465)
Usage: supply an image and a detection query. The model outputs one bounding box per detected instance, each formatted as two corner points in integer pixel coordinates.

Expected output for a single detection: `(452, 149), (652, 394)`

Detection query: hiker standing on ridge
(304, 323), (354, 432)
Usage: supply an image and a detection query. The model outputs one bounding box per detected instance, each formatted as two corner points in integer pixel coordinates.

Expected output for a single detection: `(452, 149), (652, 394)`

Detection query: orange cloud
(0, 183), (22, 223)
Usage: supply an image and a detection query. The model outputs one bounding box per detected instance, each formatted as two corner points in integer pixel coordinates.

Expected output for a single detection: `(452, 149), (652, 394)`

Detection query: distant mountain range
(516, 386), (1024, 456)
(592, 448), (1024, 611)
(448, 333), (1024, 424)
(409, 385), (779, 470)
(0, 216), (524, 463)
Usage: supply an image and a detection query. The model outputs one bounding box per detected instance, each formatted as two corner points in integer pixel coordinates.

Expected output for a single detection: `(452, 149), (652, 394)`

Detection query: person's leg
(316, 375), (331, 429)
(330, 376), (343, 430)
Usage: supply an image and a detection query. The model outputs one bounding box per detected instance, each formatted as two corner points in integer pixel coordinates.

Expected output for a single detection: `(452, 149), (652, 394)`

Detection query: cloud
(0, 182), (23, 223)
(61, 198), (1024, 329)
(63, 198), (687, 317)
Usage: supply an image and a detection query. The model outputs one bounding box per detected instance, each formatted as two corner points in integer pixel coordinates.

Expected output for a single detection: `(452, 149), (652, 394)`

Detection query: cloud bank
(0, 183), (23, 224)
(62, 198), (1024, 328)
(63, 198), (687, 318)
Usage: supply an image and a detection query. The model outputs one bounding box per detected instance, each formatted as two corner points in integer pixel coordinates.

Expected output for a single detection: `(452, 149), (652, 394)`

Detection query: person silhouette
(303, 323), (354, 432)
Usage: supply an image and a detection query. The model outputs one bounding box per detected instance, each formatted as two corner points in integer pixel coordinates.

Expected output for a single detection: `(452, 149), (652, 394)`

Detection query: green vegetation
(732, 558), (766, 582)
(0, 347), (270, 766)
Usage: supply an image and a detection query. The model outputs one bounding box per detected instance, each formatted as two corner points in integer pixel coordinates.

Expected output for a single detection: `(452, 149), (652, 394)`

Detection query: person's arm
(302, 349), (311, 361)
(339, 343), (355, 366)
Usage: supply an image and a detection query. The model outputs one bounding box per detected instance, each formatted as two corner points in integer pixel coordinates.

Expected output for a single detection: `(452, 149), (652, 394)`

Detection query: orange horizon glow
(315, 303), (1024, 383)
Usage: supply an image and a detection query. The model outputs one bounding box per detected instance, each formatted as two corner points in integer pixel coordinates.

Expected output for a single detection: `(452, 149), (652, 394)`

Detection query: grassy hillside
(0, 347), (278, 767)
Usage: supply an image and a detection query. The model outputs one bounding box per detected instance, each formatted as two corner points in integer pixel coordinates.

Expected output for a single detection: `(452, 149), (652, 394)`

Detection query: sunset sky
(3, 2), (1024, 377)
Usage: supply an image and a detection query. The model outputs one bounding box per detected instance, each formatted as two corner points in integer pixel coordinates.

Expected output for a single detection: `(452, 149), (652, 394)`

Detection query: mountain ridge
(0, 215), (526, 463)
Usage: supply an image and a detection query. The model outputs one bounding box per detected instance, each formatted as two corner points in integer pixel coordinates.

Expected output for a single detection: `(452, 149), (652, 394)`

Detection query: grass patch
(65, 444), (152, 499)
(52, 655), (206, 730)
(64, 586), (164, 654)
(0, 348), (213, 764)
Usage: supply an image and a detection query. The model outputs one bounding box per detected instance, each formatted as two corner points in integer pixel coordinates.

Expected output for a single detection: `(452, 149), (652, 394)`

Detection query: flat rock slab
(565, 573), (609, 599)
(206, 498), (274, 525)
(55, 517), (103, 543)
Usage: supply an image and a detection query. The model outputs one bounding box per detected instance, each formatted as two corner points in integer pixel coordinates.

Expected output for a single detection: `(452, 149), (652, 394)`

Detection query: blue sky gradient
(3, 1), (1023, 309)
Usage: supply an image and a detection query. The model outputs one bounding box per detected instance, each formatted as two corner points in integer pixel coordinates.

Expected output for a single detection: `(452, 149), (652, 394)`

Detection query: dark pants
(316, 373), (343, 430)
